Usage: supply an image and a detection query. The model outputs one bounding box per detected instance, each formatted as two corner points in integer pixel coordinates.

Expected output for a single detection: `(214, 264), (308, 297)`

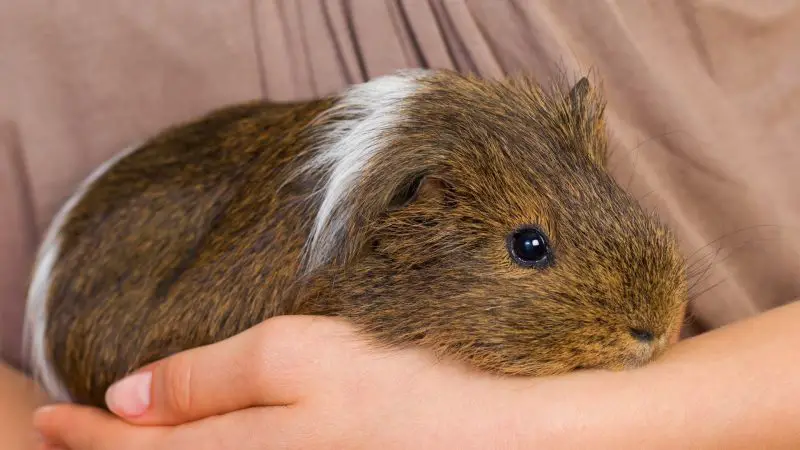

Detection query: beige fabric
(2, 0), (799, 371)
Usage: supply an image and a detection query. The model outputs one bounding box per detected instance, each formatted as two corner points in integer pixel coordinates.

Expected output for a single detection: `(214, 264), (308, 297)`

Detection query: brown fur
(41, 70), (687, 407)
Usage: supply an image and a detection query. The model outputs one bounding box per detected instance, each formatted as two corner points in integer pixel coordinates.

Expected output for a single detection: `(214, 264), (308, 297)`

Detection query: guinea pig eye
(507, 226), (552, 268)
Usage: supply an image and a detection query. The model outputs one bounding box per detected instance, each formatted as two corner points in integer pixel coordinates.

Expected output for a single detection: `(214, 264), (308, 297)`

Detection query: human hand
(33, 315), (527, 450)
(34, 301), (800, 450)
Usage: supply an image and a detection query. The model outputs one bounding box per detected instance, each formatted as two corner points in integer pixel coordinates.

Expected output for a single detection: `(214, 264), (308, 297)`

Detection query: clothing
(2, 0), (799, 371)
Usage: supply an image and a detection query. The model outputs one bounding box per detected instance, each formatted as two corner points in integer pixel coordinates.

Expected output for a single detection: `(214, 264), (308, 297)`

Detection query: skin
(28, 299), (800, 450)
(0, 362), (48, 450)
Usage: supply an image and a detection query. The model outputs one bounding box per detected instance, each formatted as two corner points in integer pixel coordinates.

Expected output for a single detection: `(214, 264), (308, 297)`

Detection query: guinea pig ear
(567, 76), (608, 166)
(387, 174), (456, 210)
(369, 174), (457, 264)
(569, 76), (592, 107)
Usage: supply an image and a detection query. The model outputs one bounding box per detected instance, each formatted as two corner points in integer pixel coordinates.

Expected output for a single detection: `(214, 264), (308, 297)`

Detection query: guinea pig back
(24, 69), (687, 408)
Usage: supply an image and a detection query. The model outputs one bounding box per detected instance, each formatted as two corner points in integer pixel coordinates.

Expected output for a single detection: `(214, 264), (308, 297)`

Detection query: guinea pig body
(24, 69), (687, 407)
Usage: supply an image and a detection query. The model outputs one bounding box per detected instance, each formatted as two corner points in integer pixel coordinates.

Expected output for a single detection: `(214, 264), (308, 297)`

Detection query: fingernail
(105, 371), (152, 417)
(33, 404), (54, 417)
(32, 405), (56, 428)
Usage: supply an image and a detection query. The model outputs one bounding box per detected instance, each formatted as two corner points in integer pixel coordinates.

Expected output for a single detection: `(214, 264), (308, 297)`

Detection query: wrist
(497, 370), (640, 449)
(443, 375), (534, 450)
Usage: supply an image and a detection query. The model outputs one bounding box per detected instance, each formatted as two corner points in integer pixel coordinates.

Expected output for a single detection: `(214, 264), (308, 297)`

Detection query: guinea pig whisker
(685, 235), (789, 293)
(687, 278), (728, 305)
(683, 224), (788, 263)
(611, 129), (691, 192)
(634, 188), (660, 204)
(684, 226), (791, 291)
(681, 308), (700, 328)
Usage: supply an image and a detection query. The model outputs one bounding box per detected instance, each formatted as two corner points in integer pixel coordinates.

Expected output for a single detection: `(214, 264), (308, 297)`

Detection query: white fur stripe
(301, 69), (430, 271)
(23, 140), (144, 403)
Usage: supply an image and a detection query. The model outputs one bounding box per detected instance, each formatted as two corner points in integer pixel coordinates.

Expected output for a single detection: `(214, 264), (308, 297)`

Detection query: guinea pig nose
(629, 327), (655, 342)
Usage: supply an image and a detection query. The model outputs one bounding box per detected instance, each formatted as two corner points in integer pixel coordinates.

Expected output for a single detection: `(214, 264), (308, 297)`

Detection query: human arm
(34, 300), (800, 449)
(0, 362), (49, 450)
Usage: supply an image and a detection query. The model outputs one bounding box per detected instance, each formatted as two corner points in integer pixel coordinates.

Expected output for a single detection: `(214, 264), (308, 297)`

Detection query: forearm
(499, 300), (800, 449)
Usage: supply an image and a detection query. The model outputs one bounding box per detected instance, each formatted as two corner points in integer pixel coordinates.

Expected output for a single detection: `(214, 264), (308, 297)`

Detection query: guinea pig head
(296, 70), (687, 376)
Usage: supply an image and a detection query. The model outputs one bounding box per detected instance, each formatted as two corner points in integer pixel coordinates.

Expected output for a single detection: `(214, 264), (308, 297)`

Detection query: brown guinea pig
(24, 69), (687, 408)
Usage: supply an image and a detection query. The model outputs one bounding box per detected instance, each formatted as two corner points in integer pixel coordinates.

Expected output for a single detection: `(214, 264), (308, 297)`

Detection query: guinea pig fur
(24, 69), (688, 408)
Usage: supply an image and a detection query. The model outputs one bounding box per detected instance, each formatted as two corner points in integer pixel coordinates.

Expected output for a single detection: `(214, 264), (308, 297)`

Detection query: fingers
(164, 406), (331, 450)
(106, 315), (358, 426)
(35, 403), (329, 450)
(33, 403), (162, 450)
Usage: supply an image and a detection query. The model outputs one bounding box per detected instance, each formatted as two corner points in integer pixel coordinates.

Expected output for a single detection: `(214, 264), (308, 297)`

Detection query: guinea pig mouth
(569, 338), (669, 373)
(570, 363), (634, 373)
(571, 355), (654, 373)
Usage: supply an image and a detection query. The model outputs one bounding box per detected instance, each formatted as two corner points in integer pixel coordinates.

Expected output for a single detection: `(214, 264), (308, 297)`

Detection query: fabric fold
(2, 0), (799, 369)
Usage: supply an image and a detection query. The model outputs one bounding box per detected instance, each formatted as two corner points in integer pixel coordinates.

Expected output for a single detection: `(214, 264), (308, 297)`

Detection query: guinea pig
(24, 69), (688, 408)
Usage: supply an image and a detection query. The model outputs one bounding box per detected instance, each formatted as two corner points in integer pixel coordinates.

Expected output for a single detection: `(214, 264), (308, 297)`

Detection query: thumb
(106, 315), (340, 426)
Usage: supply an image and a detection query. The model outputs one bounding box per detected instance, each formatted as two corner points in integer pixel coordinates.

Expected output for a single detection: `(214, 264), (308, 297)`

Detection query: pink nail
(105, 371), (152, 417)
(33, 404), (55, 418)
